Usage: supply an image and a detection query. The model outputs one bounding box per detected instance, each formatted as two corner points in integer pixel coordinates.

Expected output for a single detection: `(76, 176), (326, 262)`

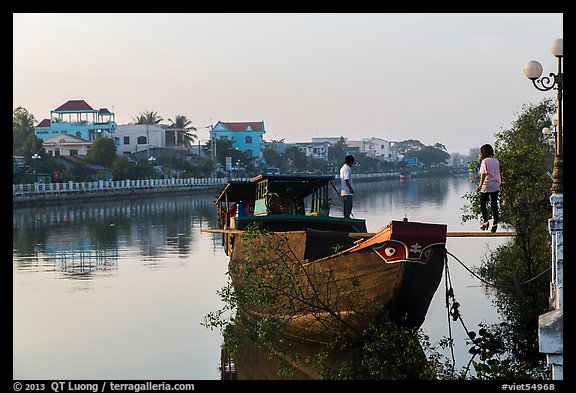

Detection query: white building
(362, 137), (397, 161)
(311, 136), (347, 144)
(294, 141), (330, 160)
(115, 124), (165, 155)
(42, 134), (93, 157)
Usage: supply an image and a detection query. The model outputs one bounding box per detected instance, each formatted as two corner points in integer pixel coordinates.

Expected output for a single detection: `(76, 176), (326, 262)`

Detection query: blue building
(34, 99), (117, 144)
(212, 121), (266, 160)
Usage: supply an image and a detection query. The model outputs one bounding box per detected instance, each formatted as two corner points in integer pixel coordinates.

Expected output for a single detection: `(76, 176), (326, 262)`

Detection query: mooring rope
(443, 253), (456, 376)
(442, 248), (551, 377)
(446, 250), (550, 290)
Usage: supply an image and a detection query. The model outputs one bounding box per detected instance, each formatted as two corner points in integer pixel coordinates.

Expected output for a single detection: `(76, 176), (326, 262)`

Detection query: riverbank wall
(13, 168), (460, 208)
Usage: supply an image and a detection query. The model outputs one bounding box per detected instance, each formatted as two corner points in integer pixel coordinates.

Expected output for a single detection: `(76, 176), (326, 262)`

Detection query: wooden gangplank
(349, 232), (519, 238)
(446, 231), (519, 237)
(200, 229), (519, 237)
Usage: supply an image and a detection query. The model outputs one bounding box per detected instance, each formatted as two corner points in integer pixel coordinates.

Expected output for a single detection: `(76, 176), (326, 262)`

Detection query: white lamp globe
(523, 61), (543, 80)
(551, 38), (563, 58)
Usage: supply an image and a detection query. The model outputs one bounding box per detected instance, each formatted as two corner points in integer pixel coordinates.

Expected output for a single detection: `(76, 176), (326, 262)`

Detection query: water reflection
(219, 320), (323, 380)
(13, 192), (220, 278)
(13, 176), (505, 379)
(219, 316), (430, 380)
(38, 248), (118, 278)
(361, 175), (451, 207)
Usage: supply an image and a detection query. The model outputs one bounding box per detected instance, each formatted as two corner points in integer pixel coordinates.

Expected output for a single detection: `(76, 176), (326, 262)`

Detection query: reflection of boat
(220, 319), (321, 380)
(219, 315), (430, 380)
(399, 170), (412, 180)
(207, 174), (447, 342)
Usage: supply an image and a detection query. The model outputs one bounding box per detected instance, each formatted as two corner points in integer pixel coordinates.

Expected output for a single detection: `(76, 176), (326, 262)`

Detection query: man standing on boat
(340, 155), (355, 219)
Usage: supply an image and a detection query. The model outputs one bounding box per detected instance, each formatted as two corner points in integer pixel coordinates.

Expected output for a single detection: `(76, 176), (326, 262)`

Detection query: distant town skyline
(13, 13), (563, 154)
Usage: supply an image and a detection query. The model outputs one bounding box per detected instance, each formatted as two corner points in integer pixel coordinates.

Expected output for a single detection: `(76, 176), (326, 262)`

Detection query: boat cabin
(215, 174), (367, 233)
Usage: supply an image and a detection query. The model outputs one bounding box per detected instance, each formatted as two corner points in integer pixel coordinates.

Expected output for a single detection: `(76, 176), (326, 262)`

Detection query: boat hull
(228, 220), (447, 342)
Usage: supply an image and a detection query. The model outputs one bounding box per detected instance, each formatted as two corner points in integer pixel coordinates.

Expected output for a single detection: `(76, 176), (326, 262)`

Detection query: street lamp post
(524, 38), (563, 381)
(148, 156), (157, 180)
(541, 117), (559, 141)
(32, 153), (41, 183)
(523, 38), (563, 193)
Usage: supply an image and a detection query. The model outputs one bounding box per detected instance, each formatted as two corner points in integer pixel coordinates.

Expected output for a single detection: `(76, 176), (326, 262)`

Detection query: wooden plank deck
(201, 229), (519, 237)
(446, 231), (518, 237)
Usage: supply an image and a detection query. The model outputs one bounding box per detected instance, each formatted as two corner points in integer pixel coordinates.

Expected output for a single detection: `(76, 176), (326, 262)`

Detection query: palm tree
(133, 110), (163, 125)
(168, 115), (198, 147)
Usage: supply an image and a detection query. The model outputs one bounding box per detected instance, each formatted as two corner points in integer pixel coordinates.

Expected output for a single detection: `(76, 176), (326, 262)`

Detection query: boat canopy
(215, 174), (336, 205)
(214, 173), (367, 233)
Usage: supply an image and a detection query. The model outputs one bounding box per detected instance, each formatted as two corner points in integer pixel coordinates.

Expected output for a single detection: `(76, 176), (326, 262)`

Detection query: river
(13, 175), (509, 380)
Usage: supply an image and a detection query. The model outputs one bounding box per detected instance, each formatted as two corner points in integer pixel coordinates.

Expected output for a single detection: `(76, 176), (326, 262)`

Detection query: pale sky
(13, 13), (563, 154)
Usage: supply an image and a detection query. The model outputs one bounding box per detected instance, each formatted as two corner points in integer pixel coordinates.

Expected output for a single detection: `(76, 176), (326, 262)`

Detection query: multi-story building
(294, 141), (330, 160)
(345, 138), (396, 161)
(212, 121), (266, 160)
(115, 124), (166, 156)
(311, 136), (347, 144)
(361, 137), (397, 161)
(34, 100), (117, 144)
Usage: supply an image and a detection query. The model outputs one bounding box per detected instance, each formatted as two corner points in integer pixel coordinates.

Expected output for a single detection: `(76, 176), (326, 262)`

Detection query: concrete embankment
(12, 185), (223, 208)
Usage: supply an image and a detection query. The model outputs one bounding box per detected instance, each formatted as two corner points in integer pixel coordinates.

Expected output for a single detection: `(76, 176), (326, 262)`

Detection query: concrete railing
(13, 177), (237, 197)
(13, 170), (422, 199)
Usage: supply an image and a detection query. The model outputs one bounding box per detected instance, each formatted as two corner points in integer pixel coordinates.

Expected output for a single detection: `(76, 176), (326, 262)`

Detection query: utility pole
(209, 117), (216, 160)
(146, 124), (150, 160)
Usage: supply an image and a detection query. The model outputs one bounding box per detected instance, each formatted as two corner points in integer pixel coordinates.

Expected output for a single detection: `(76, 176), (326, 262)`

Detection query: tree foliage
(460, 98), (555, 378)
(463, 98), (555, 229)
(404, 145), (450, 167)
(133, 110), (163, 124)
(13, 106), (37, 156)
(86, 136), (117, 167)
(169, 114), (198, 146)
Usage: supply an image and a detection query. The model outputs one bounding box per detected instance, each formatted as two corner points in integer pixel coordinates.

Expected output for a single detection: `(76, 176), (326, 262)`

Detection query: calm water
(13, 176), (509, 380)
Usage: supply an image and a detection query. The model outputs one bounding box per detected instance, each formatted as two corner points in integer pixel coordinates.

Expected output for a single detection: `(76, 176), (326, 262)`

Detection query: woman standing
(475, 144), (501, 232)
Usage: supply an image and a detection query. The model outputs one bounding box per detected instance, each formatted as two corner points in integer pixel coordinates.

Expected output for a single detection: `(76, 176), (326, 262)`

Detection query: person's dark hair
(480, 144), (494, 159)
(344, 155), (355, 165)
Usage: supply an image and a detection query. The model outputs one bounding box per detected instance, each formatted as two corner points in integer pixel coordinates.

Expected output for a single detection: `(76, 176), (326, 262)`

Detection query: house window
(245, 136), (253, 144)
(70, 149), (79, 156)
(124, 136), (130, 144)
(137, 136), (147, 144)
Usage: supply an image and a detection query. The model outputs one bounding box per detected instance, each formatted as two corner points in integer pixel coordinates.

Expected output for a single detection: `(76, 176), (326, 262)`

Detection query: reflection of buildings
(13, 194), (221, 275)
(14, 197), (215, 226)
(44, 246), (119, 278)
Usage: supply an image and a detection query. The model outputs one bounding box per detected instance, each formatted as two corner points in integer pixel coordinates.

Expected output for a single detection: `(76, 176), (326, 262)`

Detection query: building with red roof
(212, 121), (266, 161)
(34, 100), (117, 148)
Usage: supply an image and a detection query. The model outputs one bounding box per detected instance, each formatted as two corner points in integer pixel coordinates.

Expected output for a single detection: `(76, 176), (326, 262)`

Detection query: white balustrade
(13, 177), (227, 198)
